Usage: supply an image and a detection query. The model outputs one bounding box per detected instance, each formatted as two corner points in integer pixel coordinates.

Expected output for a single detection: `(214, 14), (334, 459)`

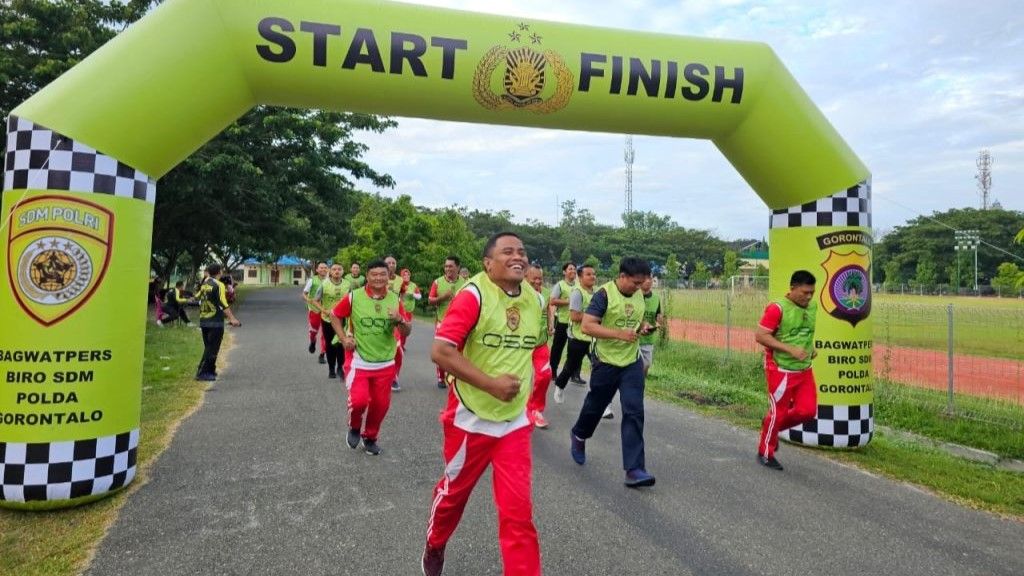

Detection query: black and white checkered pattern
(1, 429), (138, 503)
(780, 404), (873, 448)
(4, 115), (155, 203)
(770, 180), (871, 229)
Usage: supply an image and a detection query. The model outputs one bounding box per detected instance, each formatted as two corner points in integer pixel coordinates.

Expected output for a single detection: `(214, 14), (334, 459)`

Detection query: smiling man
(422, 232), (544, 576)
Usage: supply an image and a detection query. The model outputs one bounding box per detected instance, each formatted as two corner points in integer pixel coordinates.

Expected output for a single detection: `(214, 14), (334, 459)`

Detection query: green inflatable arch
(1, 0), (873, 509)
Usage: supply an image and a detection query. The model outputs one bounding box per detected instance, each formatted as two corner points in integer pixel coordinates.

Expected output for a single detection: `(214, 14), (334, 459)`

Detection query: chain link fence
(663, 288), (1024, 428)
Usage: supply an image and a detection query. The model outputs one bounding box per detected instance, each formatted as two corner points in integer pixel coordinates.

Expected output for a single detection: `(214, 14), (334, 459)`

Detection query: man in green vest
(315, 263), (352, 379)
(422, 232), (543, 576)
(302, 261), (329, 364)
(552, 264), (596, 404)
(548, 262), (580, 382)
(329, 259), (411, 456)
(343, 262), (365, 288)
(428, 255), (466, 389)
(754, 270), (818, 471)
(569, 257), (656, 488)
(385, 255), (403, 295)
(638, 276), (664, 377)
(391, 267), (422, 391)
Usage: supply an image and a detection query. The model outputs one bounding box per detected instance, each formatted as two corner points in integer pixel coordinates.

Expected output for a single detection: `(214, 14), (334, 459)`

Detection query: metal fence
(663, 288), (1024, 427)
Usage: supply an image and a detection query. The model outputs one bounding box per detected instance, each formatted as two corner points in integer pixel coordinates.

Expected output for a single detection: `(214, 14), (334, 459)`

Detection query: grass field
(0, 320), (207, 576)
(646, 340), (1024, 517)
(664, 289), (1024, 359)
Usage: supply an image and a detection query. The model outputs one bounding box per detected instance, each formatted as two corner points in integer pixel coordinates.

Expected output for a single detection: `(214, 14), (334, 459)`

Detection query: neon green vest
(319, 278), (351, 320)
(306, 275), (324, 312)
(554, 279), (575, 324)
(350, 289), (400, 362)
(568, 286), (594, 343)
(771, 298), (817, 371)
(343, 273), (365, 288)
(638, 291), (661, 345)
(455, 273), (541, 422)
(401, 281), (419, 313)
(593, 281), (645, 367)
(538, 286), (551, 345)
(388, 275), (404, 296)
(434, 275), (464, 321)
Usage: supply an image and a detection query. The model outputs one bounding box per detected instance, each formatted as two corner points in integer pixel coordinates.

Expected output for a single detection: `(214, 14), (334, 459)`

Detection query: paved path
(88, 288), (1024, 575)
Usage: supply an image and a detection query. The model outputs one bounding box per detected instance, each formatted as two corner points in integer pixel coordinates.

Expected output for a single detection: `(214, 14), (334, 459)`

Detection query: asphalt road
(87, 287), (1024, 575)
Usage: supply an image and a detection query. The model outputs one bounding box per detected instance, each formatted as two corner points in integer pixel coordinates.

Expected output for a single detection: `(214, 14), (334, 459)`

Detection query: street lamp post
(954, 229), (980, 294)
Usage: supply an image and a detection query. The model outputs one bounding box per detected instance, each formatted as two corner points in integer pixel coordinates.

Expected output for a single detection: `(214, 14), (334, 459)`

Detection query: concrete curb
(876, 425), (1024, 472)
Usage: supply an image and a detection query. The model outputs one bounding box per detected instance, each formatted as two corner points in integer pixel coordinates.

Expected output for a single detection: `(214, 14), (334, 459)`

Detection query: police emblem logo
(820, 249), (872, 327)
(473, 22), (574, 113)
(506, 306), (521, 331)
(624, 303), (635, 318)
(7, 195), (113, 326)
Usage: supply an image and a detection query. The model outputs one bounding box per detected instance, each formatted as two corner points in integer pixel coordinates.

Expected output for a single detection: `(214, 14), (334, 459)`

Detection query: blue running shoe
(624, 468), (656, 488)
(570, 433), (586, 465)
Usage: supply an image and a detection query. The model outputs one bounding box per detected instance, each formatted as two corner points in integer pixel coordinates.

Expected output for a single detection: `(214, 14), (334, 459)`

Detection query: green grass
(0, 319), (207, 576)
(647, 340), (1024, 517)
(664, 289), (1024, 359)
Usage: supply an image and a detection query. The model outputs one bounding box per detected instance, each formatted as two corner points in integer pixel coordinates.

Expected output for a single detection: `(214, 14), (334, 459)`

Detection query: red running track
(668, 319), (1024, 404)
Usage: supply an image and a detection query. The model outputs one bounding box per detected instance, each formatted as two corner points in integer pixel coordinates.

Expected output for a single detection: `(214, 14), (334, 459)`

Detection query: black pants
(321, 320), (343, 374)
(549, 321), (569, 373)
(198, 326), (224, 376)
(555, 338), (590, 390)
(165, 305), (190, 324)
(571, 358), (646, 471)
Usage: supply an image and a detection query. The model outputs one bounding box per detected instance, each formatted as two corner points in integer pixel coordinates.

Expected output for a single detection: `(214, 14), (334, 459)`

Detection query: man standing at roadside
(569, 257), (656, 488)
(303, 261), (329, 364)
(329, 260), (411, 456)
(422, 232), (543, 576)
(428, 255), (466, 389)
(754, 270), (818, 471)
(196, 263), (241, 382)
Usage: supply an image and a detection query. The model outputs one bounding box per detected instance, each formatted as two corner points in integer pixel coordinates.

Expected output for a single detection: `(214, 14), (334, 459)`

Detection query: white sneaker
(156, 320), (163, 326)
(602, 406), (614, 419)
(553, 387), (564, 404)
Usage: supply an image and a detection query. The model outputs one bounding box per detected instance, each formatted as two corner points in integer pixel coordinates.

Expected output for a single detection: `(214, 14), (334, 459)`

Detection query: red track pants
(307, 310), (326, 354)
(758, 367), (817, 459)
(345, 364), (396, 442)
(527, 345), (552, 416)
(425, 421), (541, 576)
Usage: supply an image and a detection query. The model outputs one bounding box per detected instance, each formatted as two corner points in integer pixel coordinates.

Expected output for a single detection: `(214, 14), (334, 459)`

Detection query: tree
(559, 247), (572, 266)
(691, 261), (711, 288)
(665, 254), (680, 285)
(914, 253), (937, 288)
(583, 254), (601, 274)
(722, 251), (740, 282)
(0, 0), (154, 128)
(991, 263), (1023, 294)
(882, 259), (902, 290)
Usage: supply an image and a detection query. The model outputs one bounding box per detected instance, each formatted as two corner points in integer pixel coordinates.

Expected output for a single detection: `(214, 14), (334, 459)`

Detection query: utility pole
(976, 150), (992, 210)
(624, 135), (634, 216)
(954, 229), (980, 294)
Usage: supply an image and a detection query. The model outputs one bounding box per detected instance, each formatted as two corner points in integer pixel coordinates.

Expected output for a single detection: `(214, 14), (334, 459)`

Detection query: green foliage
(882, 259), (902, 289)
(722, 250), (740, 281)
(558, 246), (572, 265)
(691, 261), (711, 287)
(991, 262), (1024, 291)
(583, 254), (601, 274)
(0, 0), (153, 126)
(665, 253), (680, 283)
(874, 208), (1024, 287)
(914, 252), (938, 287)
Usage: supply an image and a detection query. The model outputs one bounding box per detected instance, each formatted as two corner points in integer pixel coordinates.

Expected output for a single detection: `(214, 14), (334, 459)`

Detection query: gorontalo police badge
(7, 195), (113, 326)
(473, 22), (573, 113)
(506, 306), (521, 331)
(820, 249), (871, 327)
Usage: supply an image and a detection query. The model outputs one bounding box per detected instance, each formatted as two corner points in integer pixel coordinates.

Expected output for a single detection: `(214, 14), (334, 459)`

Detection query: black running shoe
(308, 341), (316, 354)
(758, 455), (784, 470)
(346, 428), (360, 449)
(363, 439), (382, 456)
(318, 353), (326, 364)
(421, 544), (445, 576)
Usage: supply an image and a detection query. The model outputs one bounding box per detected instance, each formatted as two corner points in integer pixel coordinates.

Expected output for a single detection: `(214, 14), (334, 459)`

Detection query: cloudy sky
(355, 0), (1023, 241)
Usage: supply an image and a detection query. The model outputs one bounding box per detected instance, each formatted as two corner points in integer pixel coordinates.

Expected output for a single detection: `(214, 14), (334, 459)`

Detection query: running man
(343, 262), (365, 288)
(315, 263), (352, 379)
(754, 270), (818, 471)
(549, 262), (583, 384)
(422, 232), (543, 576)
(329, 260), (411, 456)
(569, 257), (656, 488)
(552, 264), (596, 405)
(525, 263), (553, 429)
(428, 255), (466, 389)
(391, 267), (421, 391)
(302, 261), (329, 364)
(385, 255), (403, 295)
